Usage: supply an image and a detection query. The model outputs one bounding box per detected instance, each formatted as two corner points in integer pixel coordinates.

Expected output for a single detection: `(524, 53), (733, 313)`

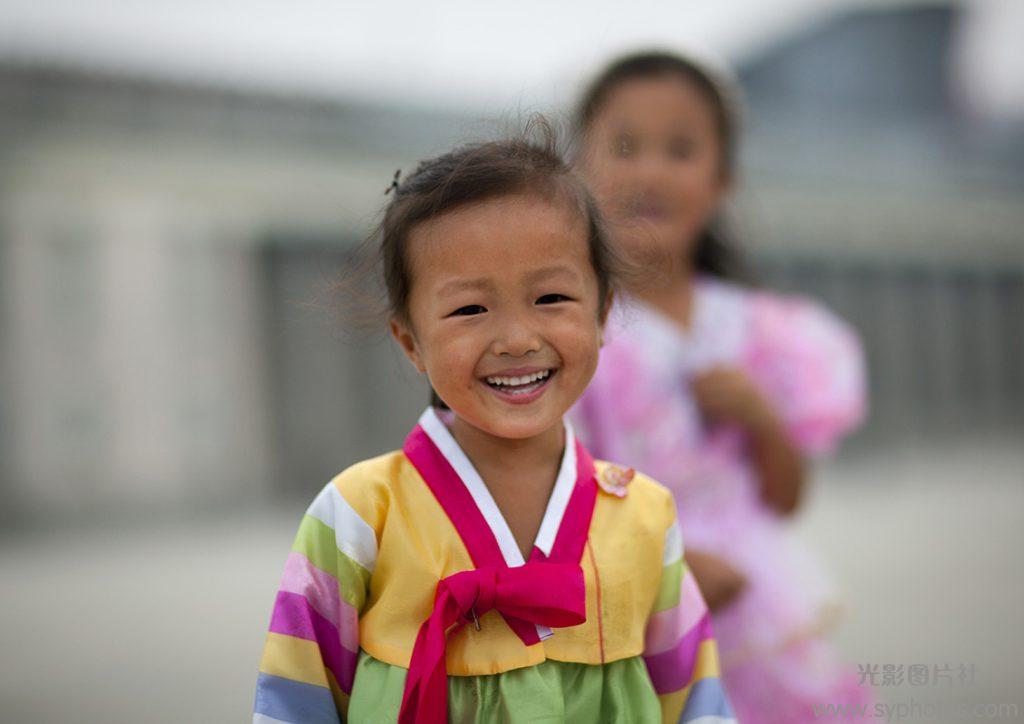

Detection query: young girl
(570, 52), (871, 722)
(253, 129), (736, 723)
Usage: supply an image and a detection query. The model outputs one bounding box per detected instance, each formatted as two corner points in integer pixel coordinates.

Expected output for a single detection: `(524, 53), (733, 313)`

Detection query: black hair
(576, 51), (752, 282)
(376, 116), (621, 407)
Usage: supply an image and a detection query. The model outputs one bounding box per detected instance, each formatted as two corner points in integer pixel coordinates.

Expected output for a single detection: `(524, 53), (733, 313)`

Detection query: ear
(717, 167), (735, 197)
(389, 315), (427, 373)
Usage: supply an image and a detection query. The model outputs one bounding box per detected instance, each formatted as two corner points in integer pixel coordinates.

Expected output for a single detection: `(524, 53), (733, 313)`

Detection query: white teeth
(485, 369), (551, 387)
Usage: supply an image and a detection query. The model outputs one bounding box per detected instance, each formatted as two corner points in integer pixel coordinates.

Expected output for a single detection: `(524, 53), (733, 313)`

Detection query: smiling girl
(252, 126), (736, 723)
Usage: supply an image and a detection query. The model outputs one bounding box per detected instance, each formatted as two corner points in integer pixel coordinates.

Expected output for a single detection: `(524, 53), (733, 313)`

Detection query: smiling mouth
(622, 196), (673, 222)
(483, 369), (555, 396)
(630, 204), (672, 222)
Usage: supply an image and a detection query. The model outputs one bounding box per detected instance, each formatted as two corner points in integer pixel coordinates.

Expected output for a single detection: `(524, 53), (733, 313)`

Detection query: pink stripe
(269, 590), (359, 693)
(278, 552), (359, 652)
(643, 612), (714, 694)
(645, 569), (706, 654)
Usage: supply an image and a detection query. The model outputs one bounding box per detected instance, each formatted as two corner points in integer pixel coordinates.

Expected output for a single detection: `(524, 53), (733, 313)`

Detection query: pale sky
(1, 0), (1021, 117)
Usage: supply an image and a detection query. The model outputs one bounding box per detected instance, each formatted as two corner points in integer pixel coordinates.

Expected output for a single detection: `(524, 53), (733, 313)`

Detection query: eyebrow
(526, 265), (583, 284)
(437, 277), (494, 297)
(436, 265), (582, 298)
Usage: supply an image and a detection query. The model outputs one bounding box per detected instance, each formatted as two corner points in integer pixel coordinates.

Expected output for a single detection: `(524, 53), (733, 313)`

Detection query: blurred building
(0, 1), (1021, 521)
(735, 4), (1024, 445)
(0, 67), (472, 519)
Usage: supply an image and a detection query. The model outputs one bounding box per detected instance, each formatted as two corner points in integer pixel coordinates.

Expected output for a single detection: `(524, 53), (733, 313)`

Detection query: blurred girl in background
(571, 51), (871, 722)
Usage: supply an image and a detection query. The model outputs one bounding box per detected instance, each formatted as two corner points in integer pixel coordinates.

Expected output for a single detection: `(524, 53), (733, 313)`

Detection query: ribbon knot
(398, 561), (586, 724)
(444, 566), (498, 630)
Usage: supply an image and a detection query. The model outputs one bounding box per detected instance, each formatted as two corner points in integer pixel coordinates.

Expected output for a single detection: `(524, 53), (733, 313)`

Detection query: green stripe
(651, 559), (684, 613)
(292, 514), (371, 609)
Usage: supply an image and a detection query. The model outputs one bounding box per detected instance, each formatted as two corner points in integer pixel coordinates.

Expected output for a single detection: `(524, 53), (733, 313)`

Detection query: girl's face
(580, 75), (730, 272)
(391, 193), (608, 441)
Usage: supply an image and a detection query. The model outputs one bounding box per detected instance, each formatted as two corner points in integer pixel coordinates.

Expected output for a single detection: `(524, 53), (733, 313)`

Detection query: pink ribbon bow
(398, 562), (587, 724)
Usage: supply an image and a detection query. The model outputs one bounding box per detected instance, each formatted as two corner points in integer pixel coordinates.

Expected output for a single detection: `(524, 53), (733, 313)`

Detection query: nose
(614, 152), (671, 204)
(490, 310), (542, 358)
(632, 150), (674, 187)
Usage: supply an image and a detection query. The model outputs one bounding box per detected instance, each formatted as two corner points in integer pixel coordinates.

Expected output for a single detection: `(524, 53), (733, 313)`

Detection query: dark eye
(536, 294), (571, 305)
(448, 304), (487, 317)
(668, 139), (695, 159)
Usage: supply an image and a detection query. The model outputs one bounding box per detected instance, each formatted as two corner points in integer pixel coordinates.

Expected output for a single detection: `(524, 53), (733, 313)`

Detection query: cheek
(551, 315), (602, 376)
(583, 154), (630, 200)
(421, 329), (479, 383)
(605, 162), (647, 198)
(675, 161), (724, 205)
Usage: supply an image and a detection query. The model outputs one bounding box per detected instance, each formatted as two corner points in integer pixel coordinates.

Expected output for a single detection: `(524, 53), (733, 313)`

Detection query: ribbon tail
(399, 589), (459, 724)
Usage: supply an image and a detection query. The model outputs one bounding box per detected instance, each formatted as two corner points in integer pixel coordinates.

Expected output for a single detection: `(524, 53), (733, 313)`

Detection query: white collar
(615, 277), (748, 371)
(417, 407), (578, 565)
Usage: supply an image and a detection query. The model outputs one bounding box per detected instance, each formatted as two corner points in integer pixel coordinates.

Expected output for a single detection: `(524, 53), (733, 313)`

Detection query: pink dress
(571, 276), (872, 722)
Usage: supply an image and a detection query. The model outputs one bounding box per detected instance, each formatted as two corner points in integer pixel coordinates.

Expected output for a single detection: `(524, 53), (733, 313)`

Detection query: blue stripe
(679, 676), (735, 722)
(254, 672), (340, 724)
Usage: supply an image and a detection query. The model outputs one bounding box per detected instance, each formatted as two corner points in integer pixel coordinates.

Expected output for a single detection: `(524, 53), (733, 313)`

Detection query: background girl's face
(390, 193), (607, 441)
(580, 75), (730, 273)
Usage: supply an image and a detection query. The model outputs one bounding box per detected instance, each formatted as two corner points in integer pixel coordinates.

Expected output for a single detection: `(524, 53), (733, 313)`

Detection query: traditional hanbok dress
(570, 276), (871, 723)
(254, 407), (736, 723)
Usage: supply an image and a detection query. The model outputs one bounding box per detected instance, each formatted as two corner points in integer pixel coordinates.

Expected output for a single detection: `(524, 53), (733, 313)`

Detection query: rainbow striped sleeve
(643, 519), (737, 724)
(254, 479), (378, 724)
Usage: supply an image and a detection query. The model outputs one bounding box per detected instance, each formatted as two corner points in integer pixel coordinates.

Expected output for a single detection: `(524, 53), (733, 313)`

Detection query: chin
(478, 409), (562, 441)
(487, 418), (554, 440)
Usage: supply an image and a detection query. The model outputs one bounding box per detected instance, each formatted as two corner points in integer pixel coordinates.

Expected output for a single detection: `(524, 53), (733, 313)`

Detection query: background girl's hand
(691, 366), (777, 433)
(693, 365), (807, 515)
(685, 549), (748, 612)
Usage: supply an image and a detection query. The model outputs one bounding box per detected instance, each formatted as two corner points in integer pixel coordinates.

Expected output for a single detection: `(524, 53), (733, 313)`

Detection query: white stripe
(532, 418), (578, 557)
(663, 519), (684, 566)
(684, 717), (736, 724)
(253, 714), (291, 724)
(306, 480), (378, 573)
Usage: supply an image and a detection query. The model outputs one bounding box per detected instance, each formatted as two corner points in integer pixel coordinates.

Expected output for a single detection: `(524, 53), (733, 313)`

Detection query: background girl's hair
(372, 114), (623, 408)
(575, 50), (753, 283)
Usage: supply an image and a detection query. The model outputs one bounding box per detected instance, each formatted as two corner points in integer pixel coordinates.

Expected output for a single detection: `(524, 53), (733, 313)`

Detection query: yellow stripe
(259, 632), (330, 689)
(691, 636), (721, 681)
(672, 638), (723, 713)
(658, 689), (687, 724)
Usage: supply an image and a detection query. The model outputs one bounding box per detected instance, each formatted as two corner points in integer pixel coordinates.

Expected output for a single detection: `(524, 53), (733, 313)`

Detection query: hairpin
(384, 168), (401, 196)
